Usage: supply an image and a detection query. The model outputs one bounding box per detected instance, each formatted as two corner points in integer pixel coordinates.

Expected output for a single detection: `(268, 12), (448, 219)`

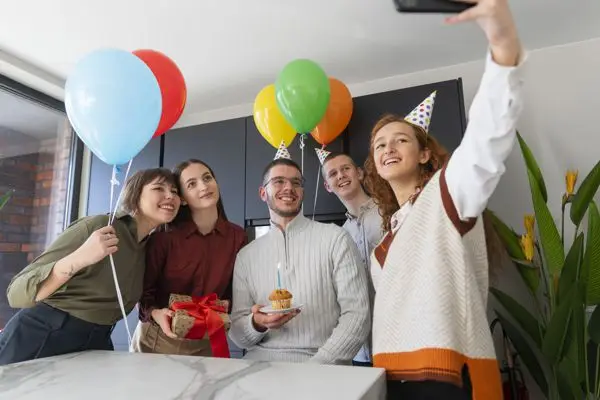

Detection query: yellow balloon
(253, 84), (296, 148)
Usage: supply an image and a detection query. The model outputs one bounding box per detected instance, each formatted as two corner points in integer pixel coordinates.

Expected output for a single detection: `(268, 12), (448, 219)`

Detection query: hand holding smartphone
(393, 0), (522, 67)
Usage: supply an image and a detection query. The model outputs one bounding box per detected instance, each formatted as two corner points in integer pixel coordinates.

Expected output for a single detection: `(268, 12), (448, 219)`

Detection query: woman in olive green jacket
(0, 168), (181, 365)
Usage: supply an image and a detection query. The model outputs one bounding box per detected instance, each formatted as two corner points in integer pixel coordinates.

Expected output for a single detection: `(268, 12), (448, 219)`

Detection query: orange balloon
(311, 78), (353, 146)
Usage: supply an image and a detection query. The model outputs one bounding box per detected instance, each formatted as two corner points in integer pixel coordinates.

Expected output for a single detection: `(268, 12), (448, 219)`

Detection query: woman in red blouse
(132, 159), (247, 356)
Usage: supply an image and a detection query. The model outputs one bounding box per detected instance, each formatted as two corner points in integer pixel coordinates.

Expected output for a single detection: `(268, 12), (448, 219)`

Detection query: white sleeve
(445, 49), (527, 220)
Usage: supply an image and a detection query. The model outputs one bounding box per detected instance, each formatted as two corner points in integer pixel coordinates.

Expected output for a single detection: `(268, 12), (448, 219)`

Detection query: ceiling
(0, 0), (599, 129)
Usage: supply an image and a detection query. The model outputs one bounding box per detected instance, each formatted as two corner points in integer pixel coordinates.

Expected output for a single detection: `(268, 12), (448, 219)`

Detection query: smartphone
(393, 0), (473, 13)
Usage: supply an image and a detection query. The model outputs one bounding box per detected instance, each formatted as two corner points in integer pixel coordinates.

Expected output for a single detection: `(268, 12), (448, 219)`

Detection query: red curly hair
(364, 114), (450, 231)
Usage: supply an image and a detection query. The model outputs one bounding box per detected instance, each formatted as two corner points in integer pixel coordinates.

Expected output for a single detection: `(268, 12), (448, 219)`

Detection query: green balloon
(275, 59), (330, 134)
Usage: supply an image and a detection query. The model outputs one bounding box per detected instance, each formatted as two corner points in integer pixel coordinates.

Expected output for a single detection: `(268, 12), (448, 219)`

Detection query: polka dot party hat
(315, 148), (331, 165)
(404, 91), (437, 133)
(274, 140), (292, 160)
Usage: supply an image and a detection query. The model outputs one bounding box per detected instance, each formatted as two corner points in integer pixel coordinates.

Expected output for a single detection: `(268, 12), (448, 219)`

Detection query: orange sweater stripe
(374, 348), (503, 400)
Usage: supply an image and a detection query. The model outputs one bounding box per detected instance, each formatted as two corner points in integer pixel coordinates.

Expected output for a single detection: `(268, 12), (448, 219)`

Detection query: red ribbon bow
(171, 293), (230, 358)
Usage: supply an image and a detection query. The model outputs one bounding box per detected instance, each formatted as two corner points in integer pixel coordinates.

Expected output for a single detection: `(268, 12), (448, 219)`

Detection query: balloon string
(299, 134), (305, 173)
(109, 160), (132, 224)
(107, 159), (134, 348)
(312, 167), (320, 221)
(312, 144), (325, 221)
(299, 134), (306, 212)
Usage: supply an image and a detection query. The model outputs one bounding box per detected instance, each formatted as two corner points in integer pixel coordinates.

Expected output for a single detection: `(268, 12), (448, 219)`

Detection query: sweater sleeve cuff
(481, 47), (527, 86)
(244, 313), (268, 342)
(139, 306), (156, 323)
(309, 348), (336, 364)
(7, 261), (65, 308)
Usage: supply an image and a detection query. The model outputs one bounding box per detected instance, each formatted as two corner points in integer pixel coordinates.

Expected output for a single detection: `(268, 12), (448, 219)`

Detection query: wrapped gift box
(168, 294), (231, 339)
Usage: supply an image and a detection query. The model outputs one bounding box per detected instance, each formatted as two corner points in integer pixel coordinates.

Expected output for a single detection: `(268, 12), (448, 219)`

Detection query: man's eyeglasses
(263, 176), (305, 189)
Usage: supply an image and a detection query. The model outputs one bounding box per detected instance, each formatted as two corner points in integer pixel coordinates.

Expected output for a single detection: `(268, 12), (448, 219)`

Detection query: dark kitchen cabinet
(86, 137), (162, 216)
(244, 117), (347, 224)
(162, 118), (246, 228)
(347, 79), (467, 166)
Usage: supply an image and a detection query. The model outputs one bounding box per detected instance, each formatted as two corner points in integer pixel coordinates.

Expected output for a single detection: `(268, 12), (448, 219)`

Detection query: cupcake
(269, 289), (293, 310)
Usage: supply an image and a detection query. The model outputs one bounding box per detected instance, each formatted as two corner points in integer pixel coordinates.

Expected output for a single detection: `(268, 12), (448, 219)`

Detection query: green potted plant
(489, 133), (600, 399)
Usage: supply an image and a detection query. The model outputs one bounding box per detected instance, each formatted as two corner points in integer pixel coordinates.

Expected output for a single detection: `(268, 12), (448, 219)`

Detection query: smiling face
(137, 177), (180, 226)
(372, 121), (431, 183)
(322, 154), (364, 201)
(260, 164), (304, 218)
(179, 162), (220, 212)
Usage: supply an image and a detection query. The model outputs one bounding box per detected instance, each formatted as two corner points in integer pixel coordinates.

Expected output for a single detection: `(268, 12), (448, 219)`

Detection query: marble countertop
(0, 351), (386, 400)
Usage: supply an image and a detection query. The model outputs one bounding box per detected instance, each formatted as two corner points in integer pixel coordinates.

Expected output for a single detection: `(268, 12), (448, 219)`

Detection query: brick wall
(0, 126), (72, 327)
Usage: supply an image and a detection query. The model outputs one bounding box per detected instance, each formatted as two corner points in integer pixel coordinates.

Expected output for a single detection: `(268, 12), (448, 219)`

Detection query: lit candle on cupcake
(277, 262), (281, 288)
(269, 262), (293, 310)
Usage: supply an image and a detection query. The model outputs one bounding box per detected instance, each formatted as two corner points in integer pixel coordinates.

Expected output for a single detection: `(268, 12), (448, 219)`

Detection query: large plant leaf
(588, 306), (600, 345)
(495, 310), (549, 396)
(0, 189), (13, 211)
(559, 288), (586, 392)
(584, 202), (600, 305)
(518, 132), (548, 203)
(557, 361), (579, 400)
(571, 160), (600, 226)
(587, 341), (600, 395)
(527, 168), (565, 276)
(491, 287), (543, 346)
(557, 233), (585, 305)
(572, 296), (587, 389)
(487, 209), (526, 259)
(487, 209), (540, 292)
(542, 287), (576, 365)
(517, 266), (541, 294)
(557, 364), (579, 400)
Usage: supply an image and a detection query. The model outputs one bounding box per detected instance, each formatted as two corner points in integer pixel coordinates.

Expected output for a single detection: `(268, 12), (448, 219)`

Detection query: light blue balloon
(65, 49), (162, 165)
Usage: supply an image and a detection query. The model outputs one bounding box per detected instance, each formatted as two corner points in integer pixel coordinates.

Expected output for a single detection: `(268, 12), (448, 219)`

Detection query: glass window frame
(0, 73), (84, 228)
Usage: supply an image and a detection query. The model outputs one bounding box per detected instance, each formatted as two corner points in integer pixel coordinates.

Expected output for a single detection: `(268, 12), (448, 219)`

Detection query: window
(0, 76), (81, 328)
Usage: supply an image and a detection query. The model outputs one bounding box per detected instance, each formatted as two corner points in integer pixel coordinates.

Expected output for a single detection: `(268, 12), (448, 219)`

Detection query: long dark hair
(171, 159), (228, 225)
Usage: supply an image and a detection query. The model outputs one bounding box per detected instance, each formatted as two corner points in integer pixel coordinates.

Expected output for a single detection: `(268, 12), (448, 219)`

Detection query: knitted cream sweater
(229, 215), (371, 364)
(371, 169), (501, 400)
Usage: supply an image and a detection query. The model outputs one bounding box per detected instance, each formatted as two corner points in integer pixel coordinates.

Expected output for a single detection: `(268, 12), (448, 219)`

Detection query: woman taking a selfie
(365, 0), (525, 398)
(0, 168), (180, 365)
(133, 159), (247, 356)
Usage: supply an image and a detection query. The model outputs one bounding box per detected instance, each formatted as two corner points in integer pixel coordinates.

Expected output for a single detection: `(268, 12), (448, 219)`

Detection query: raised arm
(310, 231), (371, 364)
(444, 0), (525, 220)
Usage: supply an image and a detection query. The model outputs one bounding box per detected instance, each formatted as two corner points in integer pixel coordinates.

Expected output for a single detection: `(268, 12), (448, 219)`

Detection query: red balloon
(133, 49), (187, 138)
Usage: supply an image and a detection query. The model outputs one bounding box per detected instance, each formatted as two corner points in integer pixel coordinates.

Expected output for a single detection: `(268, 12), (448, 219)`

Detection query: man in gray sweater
(229, 155), (370, 365)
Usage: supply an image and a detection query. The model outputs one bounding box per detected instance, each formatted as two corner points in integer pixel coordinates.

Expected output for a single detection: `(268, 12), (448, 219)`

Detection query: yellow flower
(565, 170), (578, 195)
(524, 214), (535, 237)
(520, 234), (535, 262)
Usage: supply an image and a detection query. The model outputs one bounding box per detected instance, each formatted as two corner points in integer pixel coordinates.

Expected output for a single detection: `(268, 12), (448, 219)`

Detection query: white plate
(259, 304), (304, 314)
